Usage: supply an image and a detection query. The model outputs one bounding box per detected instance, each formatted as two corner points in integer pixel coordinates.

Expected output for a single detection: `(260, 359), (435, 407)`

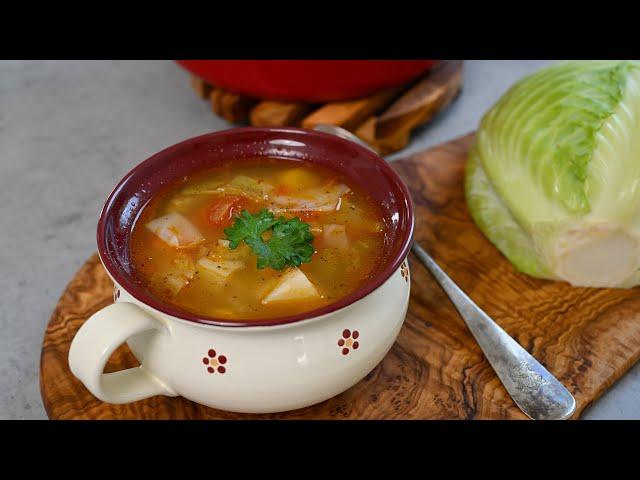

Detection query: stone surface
(1, 60), (638, 419)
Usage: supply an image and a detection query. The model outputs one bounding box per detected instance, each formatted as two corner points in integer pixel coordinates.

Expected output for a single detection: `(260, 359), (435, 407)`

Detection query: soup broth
(130, 157), (388, 321)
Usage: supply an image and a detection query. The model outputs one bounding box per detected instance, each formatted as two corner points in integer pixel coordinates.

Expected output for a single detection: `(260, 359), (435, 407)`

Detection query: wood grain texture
(375, 60), (463, 139)
(40, 133), (640, 419)
(353, 61), (464, 155)
(210, 89), (256, 123)
(353, 116), (381, 154)
(300, 87), (402, 131)
(249, 100), (312, 127)
(362, 118), (412, 156)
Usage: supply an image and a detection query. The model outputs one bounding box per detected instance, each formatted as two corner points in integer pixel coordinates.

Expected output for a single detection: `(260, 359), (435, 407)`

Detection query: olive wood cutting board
(40, 133), (640, 419)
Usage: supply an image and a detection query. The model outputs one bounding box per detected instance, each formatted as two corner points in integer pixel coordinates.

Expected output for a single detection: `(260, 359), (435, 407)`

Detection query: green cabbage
(466, 61), (640, 288)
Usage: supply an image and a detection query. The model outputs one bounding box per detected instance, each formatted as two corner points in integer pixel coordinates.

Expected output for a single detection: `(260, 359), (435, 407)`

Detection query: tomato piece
(206, 195), (250, 227)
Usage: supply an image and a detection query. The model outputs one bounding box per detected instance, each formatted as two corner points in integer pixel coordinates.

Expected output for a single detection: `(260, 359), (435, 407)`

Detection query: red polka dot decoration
(400, 261), (409, 282)
(202, 348), (228, 374)
(338, 329), (360, 355)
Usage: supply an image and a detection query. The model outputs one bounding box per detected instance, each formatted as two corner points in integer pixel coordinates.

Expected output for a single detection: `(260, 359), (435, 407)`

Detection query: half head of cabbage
(466, 60), (640, 288)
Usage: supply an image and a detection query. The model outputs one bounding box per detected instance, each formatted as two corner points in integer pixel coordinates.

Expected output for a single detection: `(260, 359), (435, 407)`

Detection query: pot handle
(68, 302), (177, 404)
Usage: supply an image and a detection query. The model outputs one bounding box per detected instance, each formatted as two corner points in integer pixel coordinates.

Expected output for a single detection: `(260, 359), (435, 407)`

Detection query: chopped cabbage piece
(146, 213), (204, 248)
(216, 175), (274, 201)
(270, 183), (350, 213)
(323, 224), (348, 249)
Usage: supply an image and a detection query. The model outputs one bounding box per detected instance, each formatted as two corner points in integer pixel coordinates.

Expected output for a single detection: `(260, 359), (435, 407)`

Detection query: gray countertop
(2, 60), (638, 419)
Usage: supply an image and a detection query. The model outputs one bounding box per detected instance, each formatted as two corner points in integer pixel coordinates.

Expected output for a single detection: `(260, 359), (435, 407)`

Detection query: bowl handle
(68, 302), (177, 404)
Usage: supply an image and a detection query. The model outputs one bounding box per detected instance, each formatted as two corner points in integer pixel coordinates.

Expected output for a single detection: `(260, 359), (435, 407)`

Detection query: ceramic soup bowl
(68, 127), (414, 413)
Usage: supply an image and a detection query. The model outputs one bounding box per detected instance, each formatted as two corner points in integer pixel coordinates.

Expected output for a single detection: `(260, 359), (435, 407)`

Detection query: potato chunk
(261, 268), (320, 304)
(277, 168), (322, 189)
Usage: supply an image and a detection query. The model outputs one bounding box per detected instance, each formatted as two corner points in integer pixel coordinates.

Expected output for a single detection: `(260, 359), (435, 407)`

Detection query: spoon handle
(411, 242), (576, 420)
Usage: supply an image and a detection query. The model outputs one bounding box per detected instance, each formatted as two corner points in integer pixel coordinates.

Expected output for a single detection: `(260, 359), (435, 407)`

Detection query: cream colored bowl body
(68, 259), (410, 413)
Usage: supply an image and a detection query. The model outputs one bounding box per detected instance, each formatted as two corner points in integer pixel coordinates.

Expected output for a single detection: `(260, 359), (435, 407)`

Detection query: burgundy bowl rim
(97, 127), (415, 328)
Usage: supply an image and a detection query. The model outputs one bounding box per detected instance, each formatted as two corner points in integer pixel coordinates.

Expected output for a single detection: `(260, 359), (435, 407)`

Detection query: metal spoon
(314, 124), (576, 420)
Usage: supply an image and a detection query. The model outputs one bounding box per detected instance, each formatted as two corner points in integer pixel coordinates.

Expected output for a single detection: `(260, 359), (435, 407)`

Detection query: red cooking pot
(176, 60), (438, 102)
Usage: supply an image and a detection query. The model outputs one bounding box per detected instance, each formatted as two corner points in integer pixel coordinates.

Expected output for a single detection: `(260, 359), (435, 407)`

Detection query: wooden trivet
(190, 61), (463, 155)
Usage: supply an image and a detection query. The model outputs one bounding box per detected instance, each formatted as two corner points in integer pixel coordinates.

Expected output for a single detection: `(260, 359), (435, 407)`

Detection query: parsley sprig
(224, 209), (314, 270)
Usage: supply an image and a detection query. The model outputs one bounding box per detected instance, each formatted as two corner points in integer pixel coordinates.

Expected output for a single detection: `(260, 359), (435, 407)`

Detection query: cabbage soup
(130, 158), (388, 321)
